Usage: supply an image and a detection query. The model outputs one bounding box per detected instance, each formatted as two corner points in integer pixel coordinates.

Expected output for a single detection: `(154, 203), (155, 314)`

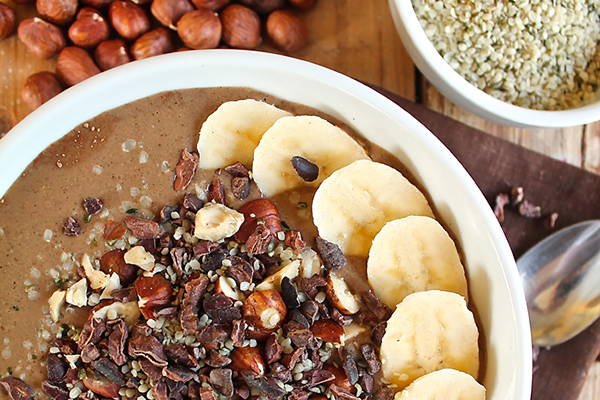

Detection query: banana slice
(313, 160), (434, 257)
(367, 216), (468, 309)
(252, 116), (370, 197)
(380, 290), (479, 390)
(397, 369), (486, 400)
(197, 99), (291, 169)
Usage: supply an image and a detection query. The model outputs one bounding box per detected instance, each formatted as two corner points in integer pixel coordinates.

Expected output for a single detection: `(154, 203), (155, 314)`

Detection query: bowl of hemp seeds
(389, 0), (600, 128)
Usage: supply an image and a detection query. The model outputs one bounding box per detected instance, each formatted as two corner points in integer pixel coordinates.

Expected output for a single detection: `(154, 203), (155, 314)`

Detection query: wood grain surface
(1, 0), (599, 398)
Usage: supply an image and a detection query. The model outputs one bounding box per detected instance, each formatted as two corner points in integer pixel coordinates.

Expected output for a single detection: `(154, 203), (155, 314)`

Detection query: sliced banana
(396, 369), (486, 400)
(252, 116), (370, 197)
(380, 290), (479, 390)
(367, 216), (468, 309)
(197, 99), (291, 169)
(313, 160), (434, 257)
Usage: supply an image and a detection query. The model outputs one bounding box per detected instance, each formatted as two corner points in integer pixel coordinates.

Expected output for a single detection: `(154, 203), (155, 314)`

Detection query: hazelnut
(18, 18), (66, 59)
(238, 0), (283, 14)
(0, 3), (15, 42)
(325, 272), (360, 315)
(94, 39), (131, 70)
(99, 249), (138, 286)
(325, 365), (354, 392)
(80, 0), (114, 7)
(229, 346), (266, 375)
(108, 0), (150, 41)
(56, 46), (101, 87)
(83, 371), (122, 399)
(242, 289), (287, 340)
(131, 27), (174, 60)
(176, 9), (221, 50)
(266, 9), (307, 53)
(91, 299), (140, 325)
(191, 0), (229, 11)
(288, 0), (317, 10)
(13, 0), (35, 3)
(151, 0), (193, 29)
(102, 219), (128, 240)
(68, 8), (110, 49)
(36, 0), (78, 25)
(135, 275), (174, 320)
(220, 4), (261, 49)
(22, 72), (62, 110)
(311, 319), (345, 344)
(235, 198), (281, 242)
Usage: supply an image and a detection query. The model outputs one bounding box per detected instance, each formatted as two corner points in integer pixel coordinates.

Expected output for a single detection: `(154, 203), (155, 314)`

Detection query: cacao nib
(49, 338), (78, 355)
(204, 293), (233, 311)
(173, 149), (199, 191)
(164, 344), (198, 368)
(314, 236), (345, 270)
(108, 319), (129, 366)
(196, 324), (230, 343)
(78, 317), (106, 350)
(281, 276), (300, 309)
(126, 376), (141, 388)
(232, 176), (250, 200)
(180, 304), (200, 336)
(227, 260), (254, 286)
(338, 347), (359, 385)
(202, 248), (229, 272)
(371, 322), (386, 347)
(300, 275), (327, 299)
(358, 368), (374, 394)
(160, 205), (178, 223)
(187, 381), (200, 400)
(224, 162), (249, 177)
(92, 358), (126, 385)
(42, 380), (68, 400)
(331, 308), (353, 326)
(300, 369), (334, 388)
(234, 384), (250, 400)
(231, 319), (246, 347)
(80, 343), (101, 364)
(284, 321), (313, 348)
(291, 156), (319, 182)
(181, 275), (210, 335)
(110, 287), (137, 303)
(198, 386), (217, 400)
(127, 332), (168, 367)
(281, 347), (304, 370)
(163, 366), (196, 383)
(193, 240), (219, 258)
(241, 372), (287, 399)
(300, 300), (319, 325)
(151, 381), (169, 400)
(159, 232), (174, 251)
(245, 224), (273, 255)
(209, 368), (234, 397)
(207, 178), (226, 204)
(154, 306), (178, 319)
(268, 363), (291, 383)
(205, 350), (232, 368)
(327, 384), (360, 400)
(264, 333), (283, 364)
(46, 353), (68, 383)
(170, 247), (186, 278)
(210, 307), (242, 324)
(138, 358), (163, 382)
(62, 368), (79, 385)
(84, 198), (104, 215)
(124, 216), (161, 239)
(362, 290), (392, 321)
(357, 310), (378, 326)
(288, 389), (310, 400)
(138, 238), (157, 254)
(360, 344), (381, 375)
(290, 309), (310, 328)
(494, 193), (510, 223)
(371, 388), (394, 400)
(63, 217), (82, 236)
(183, 193), (204, 212)
(284, 230), (306, 254)
(519, 199), (542, 218)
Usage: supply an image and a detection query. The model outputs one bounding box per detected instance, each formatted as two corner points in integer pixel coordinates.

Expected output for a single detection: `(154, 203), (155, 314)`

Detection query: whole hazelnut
(266, 9), (307, 53)
(191, 0), (229, 11)
(36, 0), (78, 25)
(56, 46), (101, 87)
(0, 3), (15, 42)
(134, 275), (173, 320)
(177, 9), (221, 50)
(18, 18), (66, 59)
(94, 39), (131, 70)
(220, 4), (261, 49)
(131, 27), (174, 60)
(238, 0), (283, 14)
(21, 71), (63, 110)
(242, 289), (287, 340)
(151, 0), (193, 29)
(80, 0), (114, 7)
(108, 0), (150, 41)
(68, 8), (110, 49)
(13, 0), (35, 4)
(288, 0), (317, 11)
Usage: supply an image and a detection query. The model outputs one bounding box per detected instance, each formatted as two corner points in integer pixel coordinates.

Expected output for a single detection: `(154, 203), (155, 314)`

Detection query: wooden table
(1, 0), (599, 398)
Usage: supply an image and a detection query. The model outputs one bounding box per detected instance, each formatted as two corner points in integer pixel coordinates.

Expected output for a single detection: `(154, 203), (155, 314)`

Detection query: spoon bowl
(518, 220), (600, 346)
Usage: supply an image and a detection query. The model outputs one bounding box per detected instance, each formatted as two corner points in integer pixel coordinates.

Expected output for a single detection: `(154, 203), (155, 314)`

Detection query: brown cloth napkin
(370, 85), (600, 400)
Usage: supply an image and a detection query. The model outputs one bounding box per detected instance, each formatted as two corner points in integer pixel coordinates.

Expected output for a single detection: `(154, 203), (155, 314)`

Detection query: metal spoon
(517, 220), (600, 346)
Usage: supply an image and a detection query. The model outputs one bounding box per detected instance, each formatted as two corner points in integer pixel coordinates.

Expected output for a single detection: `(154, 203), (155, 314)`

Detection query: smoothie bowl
(0, 50), (531, 400)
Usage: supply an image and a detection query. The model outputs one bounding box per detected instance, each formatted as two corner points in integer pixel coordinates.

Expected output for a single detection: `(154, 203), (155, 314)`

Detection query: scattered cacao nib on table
(1, 159), (397, 400)
(493, 186), (558, 229)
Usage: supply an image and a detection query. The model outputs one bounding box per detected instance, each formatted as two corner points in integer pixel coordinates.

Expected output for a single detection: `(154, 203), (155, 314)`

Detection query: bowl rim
(0, 49), (532, 398)
(389, 0), (600, 128)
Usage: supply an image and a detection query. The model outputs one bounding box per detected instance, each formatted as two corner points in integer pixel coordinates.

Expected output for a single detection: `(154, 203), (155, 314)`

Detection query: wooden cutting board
(371, 85), (600, 400)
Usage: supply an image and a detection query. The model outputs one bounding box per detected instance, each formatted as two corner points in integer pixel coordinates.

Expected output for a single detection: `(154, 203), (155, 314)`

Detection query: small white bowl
(389, 0), (600, 128)
(0, 50), (531, 399)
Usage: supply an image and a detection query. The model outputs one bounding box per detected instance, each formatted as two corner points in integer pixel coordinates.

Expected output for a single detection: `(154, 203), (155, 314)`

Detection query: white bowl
(389, 0), (600, 128)
(0, 50), (531, 399)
